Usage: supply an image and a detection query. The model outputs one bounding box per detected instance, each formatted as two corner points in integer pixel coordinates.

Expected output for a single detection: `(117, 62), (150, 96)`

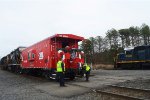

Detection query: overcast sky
(0, 0), (150, 57)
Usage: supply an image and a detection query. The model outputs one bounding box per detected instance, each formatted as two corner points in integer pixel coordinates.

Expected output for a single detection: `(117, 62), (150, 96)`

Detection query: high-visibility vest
(86, 65), (90, 71)
(57, 61), (63, 72)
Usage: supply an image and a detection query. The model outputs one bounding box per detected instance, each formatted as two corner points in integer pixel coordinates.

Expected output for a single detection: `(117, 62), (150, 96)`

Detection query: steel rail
(107, 84), (150, 92)
(93, 89), (144, 100)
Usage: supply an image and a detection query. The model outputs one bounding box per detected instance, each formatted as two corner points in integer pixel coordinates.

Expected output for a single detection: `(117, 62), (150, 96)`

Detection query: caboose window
(39, 52), (44, 59)
(32, 53), (35, 59)
(28, 52), (31, 60)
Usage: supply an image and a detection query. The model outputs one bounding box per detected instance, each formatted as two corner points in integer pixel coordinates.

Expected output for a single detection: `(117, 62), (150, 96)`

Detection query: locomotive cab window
(125, 50), (132, 55)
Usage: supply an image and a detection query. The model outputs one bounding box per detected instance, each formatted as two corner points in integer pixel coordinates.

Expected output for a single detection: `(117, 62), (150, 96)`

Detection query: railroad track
(93, 85), (150, 100)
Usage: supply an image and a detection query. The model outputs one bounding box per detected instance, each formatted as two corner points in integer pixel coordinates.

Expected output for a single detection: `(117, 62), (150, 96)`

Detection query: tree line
(80, 23), (150, 64)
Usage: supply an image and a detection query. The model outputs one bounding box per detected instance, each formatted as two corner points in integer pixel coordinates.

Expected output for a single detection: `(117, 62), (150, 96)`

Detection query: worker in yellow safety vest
(83, 63), (91, 81)
(56, 59), (65, 86)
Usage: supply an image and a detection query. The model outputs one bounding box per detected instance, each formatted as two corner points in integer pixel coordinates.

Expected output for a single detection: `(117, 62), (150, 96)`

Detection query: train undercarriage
(0, 64), (84, 80)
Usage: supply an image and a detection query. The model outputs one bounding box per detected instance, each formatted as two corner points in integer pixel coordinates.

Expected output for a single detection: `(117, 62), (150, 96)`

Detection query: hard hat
(65, 46), (70, 51)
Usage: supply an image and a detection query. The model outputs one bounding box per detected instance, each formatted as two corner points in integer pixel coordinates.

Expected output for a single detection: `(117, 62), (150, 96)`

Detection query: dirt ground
(92, 64), (114, 70)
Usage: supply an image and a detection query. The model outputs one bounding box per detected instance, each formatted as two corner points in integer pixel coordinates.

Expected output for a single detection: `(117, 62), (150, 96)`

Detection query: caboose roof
(21, 34), (84, 51)
(50, 34), (84, 41)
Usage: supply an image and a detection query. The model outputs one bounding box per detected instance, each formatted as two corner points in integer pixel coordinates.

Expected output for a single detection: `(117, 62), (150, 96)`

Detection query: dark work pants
(86, 71), (90, 81)
(56, 72), (65, 86)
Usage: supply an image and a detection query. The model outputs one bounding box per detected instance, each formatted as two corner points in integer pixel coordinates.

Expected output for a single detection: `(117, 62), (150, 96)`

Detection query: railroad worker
(83, 63), (91, 81)
(80, 63), (85, 77)
(56, 58), (65, 87)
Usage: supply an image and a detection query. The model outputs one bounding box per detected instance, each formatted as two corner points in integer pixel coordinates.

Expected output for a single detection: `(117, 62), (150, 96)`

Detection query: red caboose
(21, 34), (84, 79)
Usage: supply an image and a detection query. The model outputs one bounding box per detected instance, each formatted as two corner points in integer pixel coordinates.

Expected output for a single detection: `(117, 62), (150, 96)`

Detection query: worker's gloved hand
(84, 74), (86, 77)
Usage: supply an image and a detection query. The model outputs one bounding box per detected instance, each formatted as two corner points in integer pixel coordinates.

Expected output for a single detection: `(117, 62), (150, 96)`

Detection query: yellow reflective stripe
(64, 63), (65, 71)
(117, 60), (146, 64)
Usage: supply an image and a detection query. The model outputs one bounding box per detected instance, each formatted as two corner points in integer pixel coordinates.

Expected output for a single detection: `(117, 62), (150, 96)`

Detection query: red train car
(21, 34), (84, 79)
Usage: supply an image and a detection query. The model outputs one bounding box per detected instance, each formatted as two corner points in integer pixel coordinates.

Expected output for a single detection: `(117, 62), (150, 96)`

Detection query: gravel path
(115, 78), (150, 90)
(0, 69), (150, 100)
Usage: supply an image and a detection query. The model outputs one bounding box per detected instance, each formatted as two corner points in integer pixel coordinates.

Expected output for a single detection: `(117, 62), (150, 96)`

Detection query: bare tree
(119, 29), (130, 48)
(140, 24), (150, 45)
(95, 36), (103, 53)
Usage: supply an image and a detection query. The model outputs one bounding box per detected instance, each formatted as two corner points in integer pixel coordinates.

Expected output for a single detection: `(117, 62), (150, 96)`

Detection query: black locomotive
(115, 45), (150, 69)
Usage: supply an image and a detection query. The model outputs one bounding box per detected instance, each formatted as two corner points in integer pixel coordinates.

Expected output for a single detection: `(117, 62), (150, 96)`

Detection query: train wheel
(1, 65), (4, 70)
(16, 67), (23, 74)
(69, 75), (75, 80)
(44, 71), (51, 80)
